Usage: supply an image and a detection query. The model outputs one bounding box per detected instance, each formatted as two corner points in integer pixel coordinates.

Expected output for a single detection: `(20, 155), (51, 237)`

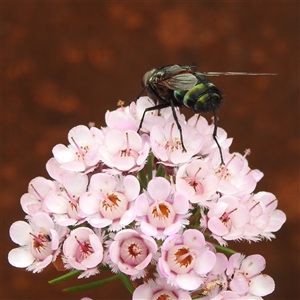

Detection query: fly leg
(169, 98), (187, 152)
(137, 100), (187, 152)
(212, 109), (224, 165)
(137, 102), (172, 133)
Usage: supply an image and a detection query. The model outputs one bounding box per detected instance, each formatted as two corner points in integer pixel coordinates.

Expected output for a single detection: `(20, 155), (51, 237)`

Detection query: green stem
(147, 153), (154, 181)
(49, 270), (82, 284)
(138, 168), (148, 190)
(213, 243), (237, 255)
(118, 272), (135, 294)
(63, 275), (120, 292)
(156, 164), (165, 177)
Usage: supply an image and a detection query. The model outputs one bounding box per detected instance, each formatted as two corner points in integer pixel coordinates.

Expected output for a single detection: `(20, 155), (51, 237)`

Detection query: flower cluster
(8, 97), (286, 299)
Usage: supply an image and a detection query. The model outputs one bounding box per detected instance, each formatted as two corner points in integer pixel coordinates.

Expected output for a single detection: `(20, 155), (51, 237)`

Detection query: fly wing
(164, 64), (196, 77)
(165, 64), (185, 76)
(162, 73), (198, 90)
(202, 71), (277, 76)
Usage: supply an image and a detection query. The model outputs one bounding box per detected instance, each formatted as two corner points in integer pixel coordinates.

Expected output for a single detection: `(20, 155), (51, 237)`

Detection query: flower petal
(8, 248), (35, 268)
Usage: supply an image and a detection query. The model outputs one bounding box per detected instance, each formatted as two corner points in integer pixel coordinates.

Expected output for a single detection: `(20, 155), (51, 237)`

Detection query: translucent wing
(164, 73), (198, 90)
(165, 64), (197, 77)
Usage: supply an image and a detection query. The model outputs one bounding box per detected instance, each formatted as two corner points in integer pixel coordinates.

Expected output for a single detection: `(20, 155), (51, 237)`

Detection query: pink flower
(150, 116), (203, 165)
(200, 290), (242, 300)
(176, 159), (219, 206)
(187, 114), (232, 158)
(79, 173), (140, 231)
(108, 229), (157, 280)
(132, 278), (191, 300)
(52, 125), (102, 173)
(130, 96), (173, 133)
(135, 177), (190, 239)
(226, 253), (275, 298)
(158, 229), (216, 291)
(43, 172), (89, 226)
(242, 192), (286, 241)
(214, 252), (229, 271)
(20, 176), (56, 215)
(105, 103), (137, 131)
(46, 157), (74, 183)
(8, 212), (68, 273)
(98, 128), (150, 172)
(215, 153), (263, 196)
(201, 196), (250, 246)
(63, 227), (105, 278)
(193, 251), (229, 298)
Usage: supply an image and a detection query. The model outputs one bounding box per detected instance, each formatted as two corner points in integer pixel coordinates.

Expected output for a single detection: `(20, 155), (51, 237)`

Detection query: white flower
(8, 212), (68, 272)
(109, 229), (157, 280)
(158, 229), (216, 290)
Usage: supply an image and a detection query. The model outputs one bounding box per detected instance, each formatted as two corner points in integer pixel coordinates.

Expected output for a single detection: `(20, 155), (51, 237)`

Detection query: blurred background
(2, 2), (299, 300)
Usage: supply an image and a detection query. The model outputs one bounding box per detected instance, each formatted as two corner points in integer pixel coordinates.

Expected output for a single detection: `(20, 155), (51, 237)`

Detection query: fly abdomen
(174, 82), (222, 113)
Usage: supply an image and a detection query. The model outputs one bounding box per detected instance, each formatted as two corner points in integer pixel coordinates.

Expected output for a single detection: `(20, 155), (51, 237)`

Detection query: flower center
(165, 123), (182, 152)
(187, 166), (205, 194)
(75, 237), (94, 262)
(30, 232), (52, 259)
(148, 201), (175, 228)
(100, 192), (128, 220)
(188, 178), (204, 194)
(120, 237), (148, 266)
(70, 136), (89, 160)
(152, 291), (177, 300)
(167, 245), (195, 274)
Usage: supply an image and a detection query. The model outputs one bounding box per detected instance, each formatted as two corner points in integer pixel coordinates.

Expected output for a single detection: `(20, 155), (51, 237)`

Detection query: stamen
(191, 167), (202, 182)
(175, 247), (193, 267)
(165, 123), (181, 151)
(30, 232), (44, 244)
(75, 236), (93, 255)
(70, 136), (85, 158)
(62, 187), (77, 206)
(101, 193), (119, 209)
(152, 202), (170, 219)
(120, 132), (132, 157)
(188, 167), (204, 193)
(249, 201), (260, 212)
(221, 207), (238, 222)
(128, 243), (141, 257)
(219, 154), (236, 178)
(244, 148), (251, 157)
(125, 132), (130, 155)
(30, 184), (43, 200)
(30, 232), (50, 251)
(266, 198), (278, 208)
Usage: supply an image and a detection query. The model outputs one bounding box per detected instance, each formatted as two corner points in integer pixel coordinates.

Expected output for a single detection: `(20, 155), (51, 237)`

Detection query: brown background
(2, 2), (299, 300)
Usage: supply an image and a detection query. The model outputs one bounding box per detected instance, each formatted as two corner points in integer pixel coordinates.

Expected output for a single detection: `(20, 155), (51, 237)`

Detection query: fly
(137, 64), (275, 165)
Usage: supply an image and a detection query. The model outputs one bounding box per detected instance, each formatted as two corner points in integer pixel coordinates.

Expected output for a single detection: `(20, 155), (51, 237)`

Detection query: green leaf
(49, 270), (82, 284)
(63, 275), (120, 292)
